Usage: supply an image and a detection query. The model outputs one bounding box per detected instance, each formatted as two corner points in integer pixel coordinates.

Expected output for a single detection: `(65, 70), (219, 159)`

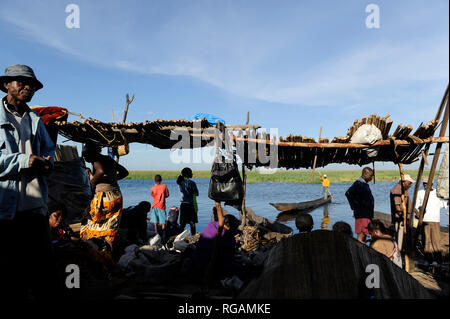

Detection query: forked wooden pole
(116, 93), (134, 163)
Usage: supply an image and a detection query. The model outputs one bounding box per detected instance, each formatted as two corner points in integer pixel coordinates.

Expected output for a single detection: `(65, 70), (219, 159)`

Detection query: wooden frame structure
(54, 85), (449, 273)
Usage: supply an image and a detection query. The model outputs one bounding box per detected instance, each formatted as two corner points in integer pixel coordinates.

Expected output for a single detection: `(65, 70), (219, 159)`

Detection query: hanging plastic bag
(208, 154), (244, 202)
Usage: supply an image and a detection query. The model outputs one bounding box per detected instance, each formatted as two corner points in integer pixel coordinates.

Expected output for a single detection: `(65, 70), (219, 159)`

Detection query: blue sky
(0, 0), (448, 171)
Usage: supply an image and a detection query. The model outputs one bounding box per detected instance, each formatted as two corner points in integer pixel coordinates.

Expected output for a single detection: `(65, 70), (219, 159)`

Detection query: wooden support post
(412, 84), (448, 225)
(408, 150), (428, 272)
(311, 126), (322, 181)
(411, 85), (449, 268)
(241, 164), (247, 227)
(434, 84), (449, 123)
(372, 161), (376, 184)
(416, 96), (449, 231)
(411, 151), (428, 220)
(241, 112), (250, 228)
(397, 161), (411, 272)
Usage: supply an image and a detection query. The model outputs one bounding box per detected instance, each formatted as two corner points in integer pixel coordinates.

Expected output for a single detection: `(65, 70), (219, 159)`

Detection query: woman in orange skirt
(80, 143), (128, 250)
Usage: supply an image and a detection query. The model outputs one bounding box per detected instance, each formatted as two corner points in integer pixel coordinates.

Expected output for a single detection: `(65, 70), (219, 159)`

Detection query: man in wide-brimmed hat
(389, 174), (415, 251)
(0, 64), (59, 300)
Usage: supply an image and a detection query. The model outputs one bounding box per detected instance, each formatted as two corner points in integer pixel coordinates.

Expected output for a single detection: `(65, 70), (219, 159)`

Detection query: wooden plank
(192, 134), (448, 149)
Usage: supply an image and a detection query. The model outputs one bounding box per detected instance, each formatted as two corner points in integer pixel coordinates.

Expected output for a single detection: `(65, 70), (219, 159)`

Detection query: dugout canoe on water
(270, 194), (332, 212)
(238, 230), (433, 299)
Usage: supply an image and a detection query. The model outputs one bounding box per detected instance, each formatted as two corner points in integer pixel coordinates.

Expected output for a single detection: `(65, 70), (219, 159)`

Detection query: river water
(118, 179), (449, 236)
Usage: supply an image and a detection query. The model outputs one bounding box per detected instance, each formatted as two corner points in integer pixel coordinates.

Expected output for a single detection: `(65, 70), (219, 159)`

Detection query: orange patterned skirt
(80, 189), (123, 244)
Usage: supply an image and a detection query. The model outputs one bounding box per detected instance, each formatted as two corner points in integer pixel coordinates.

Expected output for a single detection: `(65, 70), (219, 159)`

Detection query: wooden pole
(397, 161), (410, 272)
(241, 165), (247, 227)
(417, 97), (449, 229)
(411, 85), (448, 207)
(434, 84), (449, 124)
(311, 126), (323, 181)
(122, 93), (135, 123)
(411, 151), (428, 217)
(408, 85), (448, 271)
(116, 93), (134, 163)
(241, 112), (250, 227)
(372, 161), (376, 184)
(192, 134), (448, 149)
(391, 139), (412, 272)
(408, 150), (428, 272)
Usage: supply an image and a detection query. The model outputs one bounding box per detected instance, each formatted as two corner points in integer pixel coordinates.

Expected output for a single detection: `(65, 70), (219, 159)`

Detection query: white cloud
(1, 1), (448, 109)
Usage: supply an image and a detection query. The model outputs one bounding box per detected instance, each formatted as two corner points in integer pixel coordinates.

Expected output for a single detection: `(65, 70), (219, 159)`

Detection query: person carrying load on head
(81, 142), (129, 251)
(319, 173), (331, 199)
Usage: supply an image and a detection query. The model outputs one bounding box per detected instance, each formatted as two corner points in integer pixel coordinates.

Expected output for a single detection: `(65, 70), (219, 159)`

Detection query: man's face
(369, 229), (381, 238)
(363, 170), (374, 182)
(403, 181), (412, 190)
(423, 182), (433, 189)
(4, 78), (36, 103)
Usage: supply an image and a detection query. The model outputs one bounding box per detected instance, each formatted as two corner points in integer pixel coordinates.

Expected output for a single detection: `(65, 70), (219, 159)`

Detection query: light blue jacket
(0, 98), (55, 219)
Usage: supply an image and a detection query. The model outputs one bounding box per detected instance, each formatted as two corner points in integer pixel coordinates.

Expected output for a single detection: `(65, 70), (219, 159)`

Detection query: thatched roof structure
(54, 113), (447, 168)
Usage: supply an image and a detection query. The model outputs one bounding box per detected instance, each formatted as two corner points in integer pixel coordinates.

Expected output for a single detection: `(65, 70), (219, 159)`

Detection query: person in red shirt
(149, 174), (169, 234)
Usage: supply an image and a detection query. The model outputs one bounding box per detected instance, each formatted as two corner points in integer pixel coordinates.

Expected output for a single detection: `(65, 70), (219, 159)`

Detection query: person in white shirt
(415, 179), (449, 265)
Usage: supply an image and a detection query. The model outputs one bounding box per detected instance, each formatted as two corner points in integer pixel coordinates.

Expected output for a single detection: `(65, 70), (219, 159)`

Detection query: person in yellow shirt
(320, 174), (331, 199)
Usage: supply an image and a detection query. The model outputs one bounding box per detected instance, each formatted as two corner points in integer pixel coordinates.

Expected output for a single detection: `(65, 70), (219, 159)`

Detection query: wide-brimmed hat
(401, 174), (415, 183)
(0, 64), (43, 93)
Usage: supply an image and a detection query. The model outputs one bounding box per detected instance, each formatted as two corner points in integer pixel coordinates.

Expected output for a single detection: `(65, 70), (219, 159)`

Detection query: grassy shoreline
(125, 169), (434, 184)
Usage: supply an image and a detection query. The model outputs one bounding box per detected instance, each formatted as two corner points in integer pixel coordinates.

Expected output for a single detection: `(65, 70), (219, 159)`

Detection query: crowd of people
(0, 64), (448, 300)
(344, 167), (448, 268)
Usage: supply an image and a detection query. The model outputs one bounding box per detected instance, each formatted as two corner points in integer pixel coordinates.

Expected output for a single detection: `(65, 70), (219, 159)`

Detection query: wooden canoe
(270, 195), (332, 212)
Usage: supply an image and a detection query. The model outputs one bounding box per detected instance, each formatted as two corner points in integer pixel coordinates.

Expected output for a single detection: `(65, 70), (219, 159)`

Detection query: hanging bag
(208, 154), (244, 202)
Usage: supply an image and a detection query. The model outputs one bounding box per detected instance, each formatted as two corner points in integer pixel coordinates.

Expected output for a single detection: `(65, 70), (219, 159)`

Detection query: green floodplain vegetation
(125, 169), (435, 184)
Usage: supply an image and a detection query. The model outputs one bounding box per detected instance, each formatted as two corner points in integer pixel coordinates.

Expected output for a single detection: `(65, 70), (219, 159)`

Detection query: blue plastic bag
(189, 113), (226, 125)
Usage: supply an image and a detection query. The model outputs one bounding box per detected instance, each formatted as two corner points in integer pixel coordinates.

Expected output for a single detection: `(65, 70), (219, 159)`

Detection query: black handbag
(208, 155), (244, 202)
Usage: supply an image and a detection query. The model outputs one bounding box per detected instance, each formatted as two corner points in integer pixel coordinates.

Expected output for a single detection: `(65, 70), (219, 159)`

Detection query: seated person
(48, 203), (121, 283)
(163, 206), (182, 245)
(295, 214), (314, 233)
(120, 201), (151, 243)
(48, 202), (79, 244)
(368, 219), (402, 268)
(332, 221), (353, 236)
(190, 214), (240, 282)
